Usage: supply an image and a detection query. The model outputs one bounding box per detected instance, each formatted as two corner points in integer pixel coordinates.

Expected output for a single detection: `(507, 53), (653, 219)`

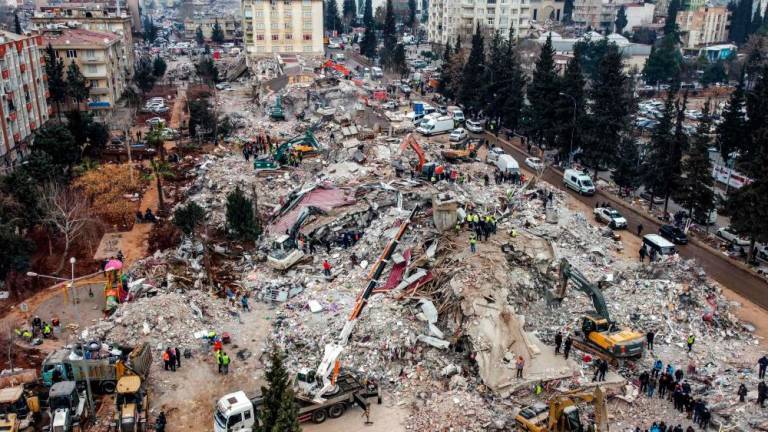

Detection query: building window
(257, 34), (265, 40)
(85, 49), (95, 58)
(285, 33), (293, 39)
(90, 79), (99, 87)
(272, 34), (279, 40)
(303, 45), (313, 52)
(303, 19), (311, 28)
(487, 16), (494, 25)
(66, 49), (77, 58)
(303, 33), (312, 40)
(272, 22), (279, 28)
(87, 65), (97, 73)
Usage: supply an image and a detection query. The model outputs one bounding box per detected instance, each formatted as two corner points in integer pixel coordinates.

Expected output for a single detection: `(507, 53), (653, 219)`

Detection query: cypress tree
(259, 347), (291, 430)
(14, 13), (22, 34)
(664, 0), (681, 36)
(459, 25), (485, 115)
(642, 87), (677, 209)
(226, 186), (260, 241)
(615, 5), (628, 33)
(612, 137), (643, 196)
(526, 34), (560, 149)
(325, 0), (342, 33)
(675, 99), (715, 223)
(716, 68), (746, 162)
(44, 44), (66, 121)
(556, 50), (586, 161)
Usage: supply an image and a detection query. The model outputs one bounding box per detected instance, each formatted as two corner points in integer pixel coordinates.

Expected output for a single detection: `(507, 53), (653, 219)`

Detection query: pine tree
(526, 34), (560, 149)
(556, 50), (586, 161)
(643, 34), (682, 85)
(742, 64), (768, 177)
(454, 36), (462, 53)
(65, 62), (89, 110)
(134, 57), (157, 94)
(363, 0), (374, 28)
(173, 202), (205, 236)
(392, 43), (408, 76)
(14, 13), (22, 34)
(153, 56), (167, 77)
(211, 19), (225, 43)
(664, 0), (681, 36)
(408, 0), (417, 26)
(226, 186), (260, 241)
(729, 0), (753, 44)
(701, 60), (727, 86)
(563, 0), (575, 23)
(272, 389), (301, 432)
(726, 181), (768, 262)
(459, 24), (485, 115)
(675, 99), (715, 223)
(380, 0), (397, 68)
(343, 0), (357, 28)
(437, 41), (453, 97)
(642, 88), (677, 209)
(360, 0), (376, 57)
(612, 137), (643, 196)
(662, 91), (688, 213)
(583, 44), (631, 177)
(259, 347), (293, 431)
(716, 68), (746, 162)
(195, 26), (205, 45)
(615, 5), (628, 33)
(325, 0), (342, 33)
(143, 17), (158, 43)
(44, 44), (66, 121)
(751, 6), (763, 35)
(500, 33), (526, 132)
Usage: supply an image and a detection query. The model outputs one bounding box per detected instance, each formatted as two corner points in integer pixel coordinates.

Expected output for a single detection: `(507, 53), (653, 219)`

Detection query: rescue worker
(43, 322), (52, 338)
(469, 235), (477, 253)
(221, 352), (231, 375)
(163, 349), (171, 371)
(738, 383), (748, 402)
(215, 350), (223, 374)
(322, 259), (332, 277)
(563, 336), (572, 359)
(686, 334), (695, 352)
(554, 332), (563, 355)
(22, 329), (32, 342)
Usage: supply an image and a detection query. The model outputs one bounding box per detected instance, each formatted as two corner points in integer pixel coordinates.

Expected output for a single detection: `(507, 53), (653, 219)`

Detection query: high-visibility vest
(43, 325), (51, 334)
(162, 351), (170, 361)
(22, 331), (31, 338)
(215, 351), (222, 364)
(221, 355), (230, 366)
(687, 336), (695, 344)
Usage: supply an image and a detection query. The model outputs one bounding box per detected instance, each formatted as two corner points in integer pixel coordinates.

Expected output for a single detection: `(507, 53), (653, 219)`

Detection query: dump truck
(214, 372), (379, 431)
(111, 376), (148, 432)
(516, 386), (608, 432)
(48, 381), (89, 432)
(41, 343), (152, 394)
(556, 259), (644, 363)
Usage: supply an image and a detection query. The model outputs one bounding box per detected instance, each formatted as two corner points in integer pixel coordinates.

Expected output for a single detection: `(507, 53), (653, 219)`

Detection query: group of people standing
(461, 208), (497, 253)
(162, 347), (181, 372)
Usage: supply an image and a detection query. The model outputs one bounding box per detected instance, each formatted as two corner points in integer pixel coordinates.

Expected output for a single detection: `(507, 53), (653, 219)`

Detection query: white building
(427, 0), (535, 45)
(573, 0), (637, 31)
(624, 3), (655, 31)
(241, 0), (324, 58)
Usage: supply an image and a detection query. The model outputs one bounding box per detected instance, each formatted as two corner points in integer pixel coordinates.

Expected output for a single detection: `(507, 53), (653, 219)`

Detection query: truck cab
(214, 391), (257, 432)
(48, 381), (88, 432)
(0, 386), (39, 430)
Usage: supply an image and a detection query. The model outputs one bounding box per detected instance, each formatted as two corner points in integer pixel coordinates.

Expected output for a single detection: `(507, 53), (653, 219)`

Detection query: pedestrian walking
(639, 247), (647, 262)
(598, 359), (608, 381)
(162, 349), (171, 371)
(647, 330), (655, 351)
(639, 371), (649, 394)
(652, 359), (663, 378)
(686, 334), (695, 352)
(563, 336), (572, 359)
(738, 383), (748, 402)
(241, 292), (250, 311)
(758, 355), (768, 379)
(515, 356), (525, 378)
(554, 332), (563, 355)
(167, 348), (176, 372)
(637, 224), (644, 236)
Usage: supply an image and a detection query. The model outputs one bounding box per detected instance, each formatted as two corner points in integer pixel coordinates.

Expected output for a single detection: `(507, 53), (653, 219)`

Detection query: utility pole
(69, 257), (95, 418)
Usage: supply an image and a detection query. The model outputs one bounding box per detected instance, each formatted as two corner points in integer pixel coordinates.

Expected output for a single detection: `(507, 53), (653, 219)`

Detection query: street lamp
(559, 92), (577, 168)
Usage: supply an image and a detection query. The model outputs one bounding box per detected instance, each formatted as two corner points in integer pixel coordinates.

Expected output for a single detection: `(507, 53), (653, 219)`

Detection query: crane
(556, 258), (644, 362)
(399, 133), (426, 173)
(297, 206), (419, 402)
(516, 386), (608, 432)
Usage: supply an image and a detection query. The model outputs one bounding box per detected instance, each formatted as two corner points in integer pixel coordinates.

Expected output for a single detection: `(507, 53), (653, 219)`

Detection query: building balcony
(90, 86), (110, 95)
(82, 57), (107, 64)
(87, 101), (112, 109)
(1, 70), (9, 80)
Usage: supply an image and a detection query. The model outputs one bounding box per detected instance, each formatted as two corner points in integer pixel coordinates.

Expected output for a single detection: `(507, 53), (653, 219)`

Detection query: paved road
(492, 135), (768, 311)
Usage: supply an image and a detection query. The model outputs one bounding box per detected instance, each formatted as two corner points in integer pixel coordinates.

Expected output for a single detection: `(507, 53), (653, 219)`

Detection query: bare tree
(40, 184), (91, 272)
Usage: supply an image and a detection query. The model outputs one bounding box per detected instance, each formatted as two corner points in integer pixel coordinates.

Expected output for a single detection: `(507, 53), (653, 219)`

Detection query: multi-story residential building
(427, 0), (534, 45)
(32, 0), (141, 33)
(572, 0), (636, 31)
(31, 4), (134, 74)
(0, 31), (49, 172)
(676, 5), (730, 48)
(623, 3), (655, 31)
(42, 28), (127, 112)
(183, 16), (238, 42)
(241, 0), (324, 57)
(531, 0), (565, 23)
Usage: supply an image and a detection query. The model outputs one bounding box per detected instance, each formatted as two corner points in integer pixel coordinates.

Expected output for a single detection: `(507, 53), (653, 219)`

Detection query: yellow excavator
(515, 386), (608, 432)
(556, 258), (644, 364)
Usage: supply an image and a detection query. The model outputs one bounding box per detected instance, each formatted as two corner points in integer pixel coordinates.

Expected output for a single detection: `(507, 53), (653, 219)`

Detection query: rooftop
(0, 30), (27, 42)
(43, 28), (120, 47)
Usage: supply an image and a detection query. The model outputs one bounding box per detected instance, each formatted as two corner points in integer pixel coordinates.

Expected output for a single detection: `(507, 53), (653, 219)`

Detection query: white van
(447, 106), (465, 124)
(417, 115), (454, 136)
(371, 67), (383, 78)
(496, 154), (520, 174)
(563, 169), (596, 196)
(487, 147), (505, 163)
(643, 234), (677, 256)
(333, 52), (346, 62)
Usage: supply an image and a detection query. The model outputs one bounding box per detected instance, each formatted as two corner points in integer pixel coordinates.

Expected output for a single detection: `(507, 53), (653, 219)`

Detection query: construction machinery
(0, 387), (40, 431)
(270, 96), (285, 121)
(111, 376), (148, 432)
(41, 343), (152, 394)
(267, 206), (326, 270)
(253, 131), (322, 171)
(556, 258), (644, 363)
(515, 386), (608, 432)
(399, 133), (427, 174)
(441, 140), (478, 161)
(321, 59), (351, 78)
(214, 207), (418, 429)
(48, 381), (89, 432)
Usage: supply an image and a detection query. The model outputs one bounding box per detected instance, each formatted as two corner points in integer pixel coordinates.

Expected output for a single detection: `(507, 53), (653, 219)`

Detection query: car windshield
(581, 179), (593, 187)
(608, 210), (621, 217)
(214, 407), (227, 429)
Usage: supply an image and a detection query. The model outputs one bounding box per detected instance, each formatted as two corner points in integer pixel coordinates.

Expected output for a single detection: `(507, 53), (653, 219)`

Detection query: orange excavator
(322, 59), (351, 77)
(399, 133), (427, 173)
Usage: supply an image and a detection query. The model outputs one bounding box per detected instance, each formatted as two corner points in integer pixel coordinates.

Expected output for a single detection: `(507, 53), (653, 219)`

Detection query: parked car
(215, 83), (232, 90)
(593, 207), (628, 229)
(487, 147), (505, 163)
(160, 128), (179, 140)
(757, 245), (768, 261)
(146, 117), (165, 127)
(659, 224), (688, 244)
(524, 157), (544, 170)
(382, 101), (397, 110)
(465, 119), (484, 133)
(640, 191), (665, 204)
(399, 84), (412, 94)
(151, 105), (169, 113)
(716, 226), (751, 246)
(449, 128), (468, 142)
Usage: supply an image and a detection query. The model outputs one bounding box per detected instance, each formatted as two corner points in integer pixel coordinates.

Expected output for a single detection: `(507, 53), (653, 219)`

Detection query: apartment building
(32, 4), (134, 74)
(241, 0), (324, 57)
(43, 28), (127, 111)
(676, 5), (730, 48)
(0, 31), (49, 172)
(572, 0), (635, 31)
(183, 16), (238, 42)
(427, 0), (534, 45)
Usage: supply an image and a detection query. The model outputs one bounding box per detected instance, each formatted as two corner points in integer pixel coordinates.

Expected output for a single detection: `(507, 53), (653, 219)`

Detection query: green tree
(143, 16), (158, 43)
(211, 19), (225, 43)
(563, 0), (574, 23)
(526, 34), (560, 149)
(408, 0), (417, 26)
(226, 186), (260, 241)
(134, 57), (157, 95)
(701, 59), (727, 86)
(44, 44), (67, 121)
(729, 0), (752, 44)
(325, 0), (342, 33)
(437, 40), (454, 98)
(343, 0), (357, 28)
(459, 25), (485, 115)
(484, 30), (526, 133)
(751, 6), (763, 36)
(32, 124), (79, 170)
(363, 0), (374, 27)
(259, 347), (299, 431)
(85, 121), (109, 158)
(612, 137), (643, 196)
(716, 68), (746, 162)
(741, 64), (768, 177)
(642, 88), (677, 209)
(556, 51), (586, 161)
(195, 26), (205, 45)
(643, 35), (682, 85)
(391, 43), (408, 76)
(726, 180), (768, 262)
(675, 99), (715, 223)
(573, 36), (610, 80)
(380, 0), (397, 69)
(615, 5), (628, 33)
(173, 202), (205, 236)
(149, 158), (173, 211)
(196, 57), (219, 84)
(360, 26), (377, 58)
(66, 62), (89, 110)
(0, 225), (34, 281)
(14, 13), (21, 34)
(189, 97), (216, 139)
(583, 44), (631, 176)
(272, 389), (301, 432)
(664, 0), (681, 36)
(153, 55), (167, 77)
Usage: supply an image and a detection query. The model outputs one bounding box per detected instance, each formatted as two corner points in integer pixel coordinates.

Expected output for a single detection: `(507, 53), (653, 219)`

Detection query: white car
(593, 207), (628, 229)
(525, 157), (544, 170)
(382, 101), (397, 110)
(449, 128), (468, 142)
(487, 147), (505, 163)
(716, 227), (751, 247)
(465, 119), (484, 133)
(146, 117), (165, 127)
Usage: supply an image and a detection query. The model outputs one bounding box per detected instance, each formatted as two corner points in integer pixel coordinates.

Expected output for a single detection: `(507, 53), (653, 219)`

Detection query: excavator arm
(546, 386), (608, 432)
(399, 133), (426, 172)
(557, 258), (610, 321)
